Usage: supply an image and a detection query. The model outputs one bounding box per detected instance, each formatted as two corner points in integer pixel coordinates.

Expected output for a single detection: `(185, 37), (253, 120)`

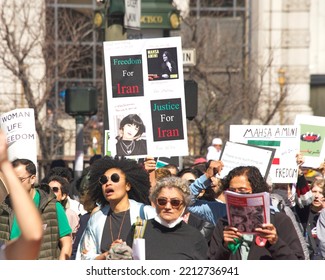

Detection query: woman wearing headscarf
(75, 156), (156, 260)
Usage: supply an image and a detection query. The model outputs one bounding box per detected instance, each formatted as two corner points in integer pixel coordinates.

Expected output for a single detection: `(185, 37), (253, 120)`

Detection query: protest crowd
(0, 126), (325, 261)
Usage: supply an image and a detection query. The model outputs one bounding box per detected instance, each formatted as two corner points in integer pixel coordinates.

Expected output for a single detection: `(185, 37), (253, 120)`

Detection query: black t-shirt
(100, 209), (131, 253)
(127, 219), (208, 260)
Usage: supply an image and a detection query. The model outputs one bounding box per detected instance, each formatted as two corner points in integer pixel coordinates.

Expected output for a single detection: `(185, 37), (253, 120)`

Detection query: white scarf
(154, 208), (185, 228)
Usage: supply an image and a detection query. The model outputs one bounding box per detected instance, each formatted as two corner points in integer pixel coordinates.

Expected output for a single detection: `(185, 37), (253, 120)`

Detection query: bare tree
(181, 16), (287, 157)
(0, 0), (99, 170)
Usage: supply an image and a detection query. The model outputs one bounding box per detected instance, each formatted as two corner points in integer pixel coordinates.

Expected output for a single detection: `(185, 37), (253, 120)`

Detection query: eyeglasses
(18, 175), (32, 183)
(156, 197), (183, 208)
(99, 173), (120, 185)
(51, 187), (60, 193)
(228, 187), (252, 194)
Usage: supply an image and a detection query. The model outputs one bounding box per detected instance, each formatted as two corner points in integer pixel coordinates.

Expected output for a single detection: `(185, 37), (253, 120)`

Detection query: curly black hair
(222, 166), (269, 194)
(87, 156), (151, 206)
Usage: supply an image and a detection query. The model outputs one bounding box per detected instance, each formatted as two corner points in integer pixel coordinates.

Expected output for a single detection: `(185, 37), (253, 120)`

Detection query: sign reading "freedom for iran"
(229, 125), (300, 183)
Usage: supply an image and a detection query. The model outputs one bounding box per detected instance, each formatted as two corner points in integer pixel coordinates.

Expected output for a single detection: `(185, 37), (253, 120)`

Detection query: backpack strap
(139, 204), (145, 220)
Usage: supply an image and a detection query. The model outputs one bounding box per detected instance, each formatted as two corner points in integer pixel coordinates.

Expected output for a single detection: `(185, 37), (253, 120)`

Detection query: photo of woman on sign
(161, 50), (178, 79)
(147, 47), (178, 81)
(116, 114), (147, 156)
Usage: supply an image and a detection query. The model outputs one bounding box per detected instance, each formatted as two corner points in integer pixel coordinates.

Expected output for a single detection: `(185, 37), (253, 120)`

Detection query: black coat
(208, 211), (304, 260)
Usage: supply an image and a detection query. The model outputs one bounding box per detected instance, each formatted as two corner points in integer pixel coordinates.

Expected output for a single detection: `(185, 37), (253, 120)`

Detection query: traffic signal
(65, 87), (98, 116)
(107, 0), (125, 27)
(93, 0), (107, 29)
(184, 80), (198, 120)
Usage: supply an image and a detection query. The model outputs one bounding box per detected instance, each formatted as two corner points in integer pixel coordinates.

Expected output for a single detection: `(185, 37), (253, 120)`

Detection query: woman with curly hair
(75, 156), (156, 260)
(127, 176), (208, 259)
(208, 166), (305, 260)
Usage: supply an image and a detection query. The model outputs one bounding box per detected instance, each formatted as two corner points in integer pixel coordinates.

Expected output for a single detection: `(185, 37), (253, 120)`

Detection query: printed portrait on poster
(115, 113), (147, 156)
(147, 47), (179, 81)
(110, 55), (144, 98)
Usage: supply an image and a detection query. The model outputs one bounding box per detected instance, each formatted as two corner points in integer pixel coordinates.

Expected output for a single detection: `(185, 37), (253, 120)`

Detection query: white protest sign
(0, 108), (37, 167)
(230, 125), (300, 183)
(103, 37), (188, 158)
(295, 115), (325, 168)
(219, 141), (275, 180)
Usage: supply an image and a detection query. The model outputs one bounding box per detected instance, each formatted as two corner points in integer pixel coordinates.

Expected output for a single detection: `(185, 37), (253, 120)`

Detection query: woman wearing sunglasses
(127, 176), (208, 259)
(75, 156), (156, 260)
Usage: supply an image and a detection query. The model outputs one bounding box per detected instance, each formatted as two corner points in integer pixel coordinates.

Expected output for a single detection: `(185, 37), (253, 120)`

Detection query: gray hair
(149, 176), (193, 207)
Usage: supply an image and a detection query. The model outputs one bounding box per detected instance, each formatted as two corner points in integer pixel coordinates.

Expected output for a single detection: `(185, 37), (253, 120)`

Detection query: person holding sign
(116, 114), (147, 156)
(208, 166), (304, 260)
(0, 130), (43, 260)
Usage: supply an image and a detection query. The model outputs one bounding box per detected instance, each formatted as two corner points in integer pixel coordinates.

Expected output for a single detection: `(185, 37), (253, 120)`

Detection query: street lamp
(277, 68), (286, 125)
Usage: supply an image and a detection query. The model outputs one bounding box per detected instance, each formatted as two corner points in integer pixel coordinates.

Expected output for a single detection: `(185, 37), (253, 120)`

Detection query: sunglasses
(156, 197), (183, 208)
(99, 173), (120, 185)
(51, 187), (60, 193)
(188, 179), (195, 184)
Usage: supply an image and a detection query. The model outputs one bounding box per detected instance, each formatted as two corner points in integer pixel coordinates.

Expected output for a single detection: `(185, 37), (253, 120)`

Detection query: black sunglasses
(99, 173), (120, 185)
(51, 187), (60, 193)
(157, 197), (183, 208)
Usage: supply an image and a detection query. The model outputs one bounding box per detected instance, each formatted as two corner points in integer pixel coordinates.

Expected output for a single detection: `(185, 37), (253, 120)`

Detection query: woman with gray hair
(127, 176), (208, 259)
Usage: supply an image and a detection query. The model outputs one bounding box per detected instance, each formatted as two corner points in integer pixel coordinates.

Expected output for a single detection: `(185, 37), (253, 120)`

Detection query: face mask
(155, 208), (186, 228)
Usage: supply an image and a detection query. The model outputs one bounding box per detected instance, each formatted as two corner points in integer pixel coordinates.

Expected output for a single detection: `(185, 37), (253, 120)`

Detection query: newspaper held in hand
(224, 191), (270, 234)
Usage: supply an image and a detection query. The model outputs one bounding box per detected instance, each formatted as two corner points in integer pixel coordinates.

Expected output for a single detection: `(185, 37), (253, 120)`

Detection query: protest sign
(295, 115), (325, 168)
(218, 141), (275, 179)
(103, 37), (188, 158)
(0, 108), (37, 167)
(124, 0), (141, 30)
(230, 125), (300, 183)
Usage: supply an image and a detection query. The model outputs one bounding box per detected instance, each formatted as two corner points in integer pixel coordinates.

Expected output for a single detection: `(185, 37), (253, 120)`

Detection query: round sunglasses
(156, 197), (183, 208)
(51, 187), (60, 193)
(99, 173), (120, 185)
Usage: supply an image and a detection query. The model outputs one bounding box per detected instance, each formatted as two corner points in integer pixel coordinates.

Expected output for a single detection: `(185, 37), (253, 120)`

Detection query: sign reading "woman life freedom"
(104, 37), (188, 158)
(0, 108), (37, 167)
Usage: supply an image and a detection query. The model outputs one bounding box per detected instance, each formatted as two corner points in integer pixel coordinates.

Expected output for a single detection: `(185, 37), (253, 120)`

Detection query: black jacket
(208, 211), (304, 260)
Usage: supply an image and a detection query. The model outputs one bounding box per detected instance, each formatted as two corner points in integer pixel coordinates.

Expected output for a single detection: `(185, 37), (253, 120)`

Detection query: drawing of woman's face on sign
(147, 47), (178, 81)
(122, 123), (140, 140)
(115, 114), (147, 157)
